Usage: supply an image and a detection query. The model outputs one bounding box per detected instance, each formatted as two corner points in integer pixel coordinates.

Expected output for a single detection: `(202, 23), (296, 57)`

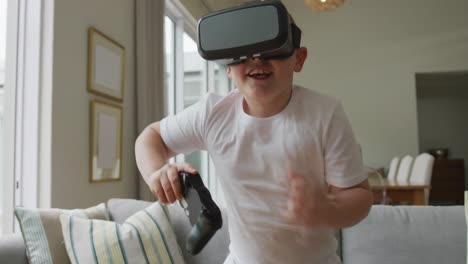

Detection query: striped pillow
(14, 203), (109, 264)
(60, 202), (185, 264)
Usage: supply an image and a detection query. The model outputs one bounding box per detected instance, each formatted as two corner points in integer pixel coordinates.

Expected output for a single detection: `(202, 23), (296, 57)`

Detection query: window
(182, 32), (209, 178)
(0, 0), (7, 235)
(1, 0), (52, 235)
(164, 16), (175, 116)
(183, 32), (206, 107)
(165, 1), (231, 205)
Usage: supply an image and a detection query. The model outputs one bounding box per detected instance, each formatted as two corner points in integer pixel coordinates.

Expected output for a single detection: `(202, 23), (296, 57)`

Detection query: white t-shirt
(160, 85), (366, 264)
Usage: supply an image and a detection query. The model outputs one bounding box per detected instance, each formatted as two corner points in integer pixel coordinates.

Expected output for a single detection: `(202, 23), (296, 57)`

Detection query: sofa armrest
(0, 234), (28, 264)
(341, 205), (465, 264)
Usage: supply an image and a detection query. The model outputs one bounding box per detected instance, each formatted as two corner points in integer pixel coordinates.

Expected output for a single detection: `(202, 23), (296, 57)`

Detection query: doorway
(416, 70), (468, 204)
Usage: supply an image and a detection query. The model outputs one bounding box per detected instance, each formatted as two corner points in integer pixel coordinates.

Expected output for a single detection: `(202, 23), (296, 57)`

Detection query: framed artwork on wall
(90, 100), (123, 183)
(87, 27), (125, 102)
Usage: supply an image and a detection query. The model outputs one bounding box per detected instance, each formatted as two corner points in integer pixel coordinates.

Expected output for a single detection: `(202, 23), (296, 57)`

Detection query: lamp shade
(304, 0), (345, 11)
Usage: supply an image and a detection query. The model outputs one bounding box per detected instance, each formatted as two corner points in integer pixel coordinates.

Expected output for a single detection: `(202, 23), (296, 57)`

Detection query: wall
(51, 0), (137, 208)
(283, 0), (468, 170)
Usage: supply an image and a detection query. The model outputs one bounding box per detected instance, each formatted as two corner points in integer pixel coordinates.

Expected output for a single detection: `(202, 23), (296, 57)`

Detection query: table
(369, 176), (430, 205)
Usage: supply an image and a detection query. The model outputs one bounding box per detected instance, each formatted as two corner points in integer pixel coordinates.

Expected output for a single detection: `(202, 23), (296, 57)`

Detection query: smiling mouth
(247, 71), (272, 80)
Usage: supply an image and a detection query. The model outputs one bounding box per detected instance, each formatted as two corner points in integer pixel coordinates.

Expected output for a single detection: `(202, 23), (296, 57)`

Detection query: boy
(135, 3), (372, 263)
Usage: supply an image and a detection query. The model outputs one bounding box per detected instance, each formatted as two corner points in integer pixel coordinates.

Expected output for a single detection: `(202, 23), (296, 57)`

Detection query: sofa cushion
(107, 198), (231, 264)
(60, 201), (185, 264)
(107, 198), (153, 223)
(14, 203), (109, 264)
(341, 205), (466, 264)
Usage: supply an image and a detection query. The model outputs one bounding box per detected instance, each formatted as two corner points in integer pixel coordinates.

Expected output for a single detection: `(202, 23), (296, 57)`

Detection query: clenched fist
(284, 168), (335, 227)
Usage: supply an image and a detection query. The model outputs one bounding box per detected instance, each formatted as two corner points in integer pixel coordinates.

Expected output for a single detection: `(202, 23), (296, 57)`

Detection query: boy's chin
(243, 87), (282, 101)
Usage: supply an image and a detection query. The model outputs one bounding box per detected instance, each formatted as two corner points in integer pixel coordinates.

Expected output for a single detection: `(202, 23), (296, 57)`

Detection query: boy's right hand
(147, 162), (198, 204)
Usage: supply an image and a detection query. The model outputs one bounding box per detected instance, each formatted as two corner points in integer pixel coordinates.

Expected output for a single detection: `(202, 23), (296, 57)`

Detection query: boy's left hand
(284, 168), (335, 227)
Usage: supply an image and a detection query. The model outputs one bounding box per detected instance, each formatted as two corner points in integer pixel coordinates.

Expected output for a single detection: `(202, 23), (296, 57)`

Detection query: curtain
(135, 0), (165, 201)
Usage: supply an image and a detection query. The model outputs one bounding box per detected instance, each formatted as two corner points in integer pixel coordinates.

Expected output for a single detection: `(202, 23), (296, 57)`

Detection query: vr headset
(197, 0), (302, 65)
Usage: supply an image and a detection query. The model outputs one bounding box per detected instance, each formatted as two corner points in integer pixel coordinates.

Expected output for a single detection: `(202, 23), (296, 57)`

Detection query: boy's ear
(294, 47), (308, 72)
(227, 66), (232, 79)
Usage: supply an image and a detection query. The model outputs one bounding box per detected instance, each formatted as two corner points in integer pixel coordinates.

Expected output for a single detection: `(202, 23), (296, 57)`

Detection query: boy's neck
(242, 89), (293, 118)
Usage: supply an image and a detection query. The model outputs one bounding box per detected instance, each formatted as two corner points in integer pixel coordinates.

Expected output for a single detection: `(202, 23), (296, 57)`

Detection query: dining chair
(365, 166), (391, 205)
(395, 155), (414, 182)
(387, 156), (400, 181)
(409, 153), (435, 204)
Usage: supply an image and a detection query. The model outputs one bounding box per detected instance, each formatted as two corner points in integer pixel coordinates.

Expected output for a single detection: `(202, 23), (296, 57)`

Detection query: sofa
(0, 199), (465, 264)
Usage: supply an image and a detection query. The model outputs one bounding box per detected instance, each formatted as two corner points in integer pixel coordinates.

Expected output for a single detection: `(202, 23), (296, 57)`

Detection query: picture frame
(90, 100), (123, 183)
(87, 27), (125, 102)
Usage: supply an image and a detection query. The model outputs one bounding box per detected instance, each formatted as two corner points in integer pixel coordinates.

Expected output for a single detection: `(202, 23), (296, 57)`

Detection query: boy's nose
(248, 56), (265, 63)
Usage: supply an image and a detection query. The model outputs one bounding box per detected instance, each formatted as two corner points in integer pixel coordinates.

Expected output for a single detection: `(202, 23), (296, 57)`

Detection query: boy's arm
(285, 170), (373, 229)
(135, 121), (175, 178)
(325, 180), (373, 228)
(135, 121), (197, 203)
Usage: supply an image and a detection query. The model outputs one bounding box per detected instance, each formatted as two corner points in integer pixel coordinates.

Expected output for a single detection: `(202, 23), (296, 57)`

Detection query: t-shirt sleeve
(160, 95), (213, 154)
(323, 103), (367, 188)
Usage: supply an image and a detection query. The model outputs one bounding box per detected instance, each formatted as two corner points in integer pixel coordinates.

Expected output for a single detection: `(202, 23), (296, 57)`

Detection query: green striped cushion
(14, 203), (109, 264)
(60, 202), (185, 264)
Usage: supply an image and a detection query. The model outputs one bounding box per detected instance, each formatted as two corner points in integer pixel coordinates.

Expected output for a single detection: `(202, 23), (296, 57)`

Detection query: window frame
(165, 0), (210, 179)
(2, 0), (53, 234)
(164, 0), (230, 205)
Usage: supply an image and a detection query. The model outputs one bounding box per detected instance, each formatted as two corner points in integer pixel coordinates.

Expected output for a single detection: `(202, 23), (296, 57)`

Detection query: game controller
(178, 171), (223, 255)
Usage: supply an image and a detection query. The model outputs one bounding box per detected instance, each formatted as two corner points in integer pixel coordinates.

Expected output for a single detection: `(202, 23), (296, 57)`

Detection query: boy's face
(227, 47), (308, 105)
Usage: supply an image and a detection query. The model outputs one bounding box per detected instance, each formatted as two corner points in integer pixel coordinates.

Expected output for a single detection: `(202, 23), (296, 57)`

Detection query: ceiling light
(304, 0), (345, 11)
